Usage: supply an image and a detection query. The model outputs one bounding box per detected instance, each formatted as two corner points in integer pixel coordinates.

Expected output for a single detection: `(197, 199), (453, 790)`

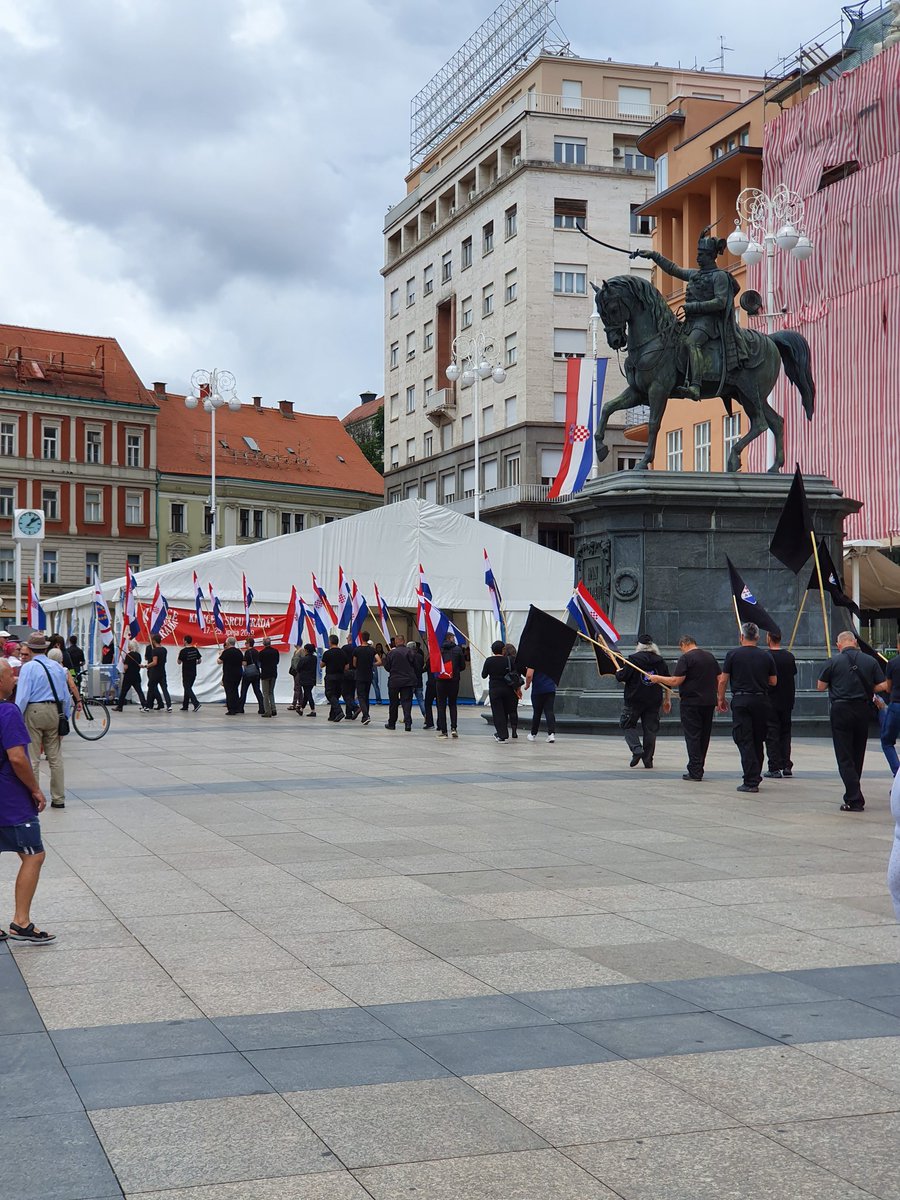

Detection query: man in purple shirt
(0, 658), (55, 942)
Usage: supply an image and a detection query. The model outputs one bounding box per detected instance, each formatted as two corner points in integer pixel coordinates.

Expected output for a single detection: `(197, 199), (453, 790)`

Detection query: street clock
(13, 509), (45, 540)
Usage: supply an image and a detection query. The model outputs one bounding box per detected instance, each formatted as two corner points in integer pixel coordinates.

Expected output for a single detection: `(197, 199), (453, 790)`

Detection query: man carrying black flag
(516, 606), (577, 684)
(726, 558), (781, 636)
(806, 540), (861, 618)
(770, 465), (814, 574)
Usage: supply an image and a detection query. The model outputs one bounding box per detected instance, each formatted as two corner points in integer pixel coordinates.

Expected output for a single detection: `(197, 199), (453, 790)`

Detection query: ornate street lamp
(445, 332), (507, 521)
(184, 368), (241, 552)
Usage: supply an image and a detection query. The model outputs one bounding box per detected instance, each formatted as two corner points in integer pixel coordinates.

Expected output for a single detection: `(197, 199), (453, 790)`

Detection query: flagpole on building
(809, 531), (832, 656)
(787, 591), (808, 651)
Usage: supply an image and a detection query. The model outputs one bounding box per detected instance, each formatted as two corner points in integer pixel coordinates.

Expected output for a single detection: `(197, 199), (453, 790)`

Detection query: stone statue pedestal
(557, 471), (861, 733)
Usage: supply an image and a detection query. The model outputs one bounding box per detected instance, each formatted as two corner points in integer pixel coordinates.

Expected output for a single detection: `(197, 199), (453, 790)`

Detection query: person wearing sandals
(0, 658), (55, 942)
(15, 633), (74, 810)
(615, 633), (670, 769)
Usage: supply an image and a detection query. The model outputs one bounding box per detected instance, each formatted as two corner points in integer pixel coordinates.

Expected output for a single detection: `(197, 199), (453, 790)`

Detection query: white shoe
(547, 734), (555, 743)
(527, 733), (537, 742)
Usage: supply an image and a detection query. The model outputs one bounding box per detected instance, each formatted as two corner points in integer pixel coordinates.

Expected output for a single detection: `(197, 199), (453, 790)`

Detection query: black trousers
(342, 675), (358, 717)
(731, 697), (768, 786)
(830, 699), (871, 806)
(423, 675), (437, 727)
(297, 681), (316, 711)
(239, 675), (264, 713)
(223, 677), (241, 713)
(356, 679), (371, 720)
(388, 686), (413, 729)
(489, 687), (516, 741)
(531, 692), (557, 736)
(623, 705), (659, 763)
(436, 679), (459, 733)
(181, 669), (199, 709)
(117, 677), (146, 709)
(324, 677), (344, 721)
(681, 704), (714, 779)
(766, 705), (794, 772)
(146, 674), (171, 710)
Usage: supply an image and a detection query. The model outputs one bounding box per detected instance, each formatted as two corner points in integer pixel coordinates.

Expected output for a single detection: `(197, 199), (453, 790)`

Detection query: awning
(844, 546), (900, 611)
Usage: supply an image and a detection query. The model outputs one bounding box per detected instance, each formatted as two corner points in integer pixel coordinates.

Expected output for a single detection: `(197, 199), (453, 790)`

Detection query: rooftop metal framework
(409, 0), (569, 167)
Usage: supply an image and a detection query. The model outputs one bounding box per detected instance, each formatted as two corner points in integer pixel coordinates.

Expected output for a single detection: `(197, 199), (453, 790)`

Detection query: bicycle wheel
(73, 699), (111, 741)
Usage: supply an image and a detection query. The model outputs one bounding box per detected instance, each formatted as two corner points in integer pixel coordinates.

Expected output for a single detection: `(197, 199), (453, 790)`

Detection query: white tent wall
(43, 500), (573, 706)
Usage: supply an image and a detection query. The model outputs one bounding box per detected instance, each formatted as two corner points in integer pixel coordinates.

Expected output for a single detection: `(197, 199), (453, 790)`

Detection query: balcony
(445, 484), (569, 516)
(426, 388), (456, 426)
(527, 93), (666, 123)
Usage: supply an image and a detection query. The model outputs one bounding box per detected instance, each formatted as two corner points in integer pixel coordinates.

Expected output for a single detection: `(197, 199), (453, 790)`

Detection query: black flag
(516, 606), (577, 684)
(770, 465), (814, 574)
(726, 557), (781, 637)
(806, 539), (861, 618)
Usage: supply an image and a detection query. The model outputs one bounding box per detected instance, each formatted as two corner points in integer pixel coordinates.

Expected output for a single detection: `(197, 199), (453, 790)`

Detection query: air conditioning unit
(449, 205), (457, 215)
(430, 222), (438, 232)
(468, 190), (478, 201)
(512, 155), (522, 167)
(613, 147), (623, 158)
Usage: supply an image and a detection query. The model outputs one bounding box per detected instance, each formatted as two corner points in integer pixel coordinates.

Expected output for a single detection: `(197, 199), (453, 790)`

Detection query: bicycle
(72, 670), (112, 741)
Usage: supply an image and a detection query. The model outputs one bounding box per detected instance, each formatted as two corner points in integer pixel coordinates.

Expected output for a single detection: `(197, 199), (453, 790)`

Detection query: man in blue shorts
(0, 658), (55, 942)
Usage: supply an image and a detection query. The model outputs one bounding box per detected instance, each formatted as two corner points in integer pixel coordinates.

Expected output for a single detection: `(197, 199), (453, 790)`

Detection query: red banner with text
(137, 604), (287, 646)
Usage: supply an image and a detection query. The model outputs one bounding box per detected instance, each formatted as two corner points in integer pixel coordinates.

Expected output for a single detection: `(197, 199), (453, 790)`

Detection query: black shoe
(765, 770), (783, 779)
(384, 723), (396, 730)
(423, 723), (434, 730)
(193, 704), (201, 712)
(840, 802), (865, 812)
(782, 769), (793, 777)
(404, 724), (412, 731)
(682, 774), (703, 782)
(361, 716), (371, 725)
(629, 753), (643, 768)
(334, 713), (344, 723)
(50, 801), (65, 809)
(181, 706), (189, 712)
(511, 730), (518, 739)
(642, 758), (653, 769)
(736, 784), (759, 793)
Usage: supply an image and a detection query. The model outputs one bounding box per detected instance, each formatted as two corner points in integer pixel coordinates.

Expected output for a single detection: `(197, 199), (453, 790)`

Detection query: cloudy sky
(0, 0), (840, 417)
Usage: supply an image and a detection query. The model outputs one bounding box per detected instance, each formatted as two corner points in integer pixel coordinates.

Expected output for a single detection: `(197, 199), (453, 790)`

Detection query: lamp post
(184, 368), (240, 552)
(727, 184), (814, 468)
(445, 333), (507, 521)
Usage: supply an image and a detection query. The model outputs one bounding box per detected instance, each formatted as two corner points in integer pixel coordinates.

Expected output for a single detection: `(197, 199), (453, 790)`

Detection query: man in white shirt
(15, 633), (74, 810)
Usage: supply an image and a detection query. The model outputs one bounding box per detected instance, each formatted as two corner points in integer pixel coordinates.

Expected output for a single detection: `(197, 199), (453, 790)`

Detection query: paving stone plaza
(3, 708), (899, 1199)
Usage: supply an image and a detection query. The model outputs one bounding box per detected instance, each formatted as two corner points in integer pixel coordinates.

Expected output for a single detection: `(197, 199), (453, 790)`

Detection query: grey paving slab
(720, 997), (900, 1043)
(31, 978), (206, 1031)
(70, 1049), (273, 1110)
(512, 982), (701, 1022)
(90, 1094), (339, 1192)
(213, 1006), (392, 1051)
(312, 959), (495, 1005)
(52, 1017), (234, 1066)
(0, 1031), (83, 1119)
(391, 918), (556, 956)
(793, 1035), (900, 1095)
(581, 939), (763, 982)
(5, 1110), (122, 1200)
(413, 1023), (620, 1074)
(287, 1077), (546, 1168)
(450, 950), (635, 991)
(782, 962), (900, 999)
(864, 993), (900, 1017)
(246, 1037), (451, 1091)
(366, 994), (553, 1038)
(572, 1011), (780, 1059)
(655, 971), (841, 1010)
(0, 983), (45, 1034)
(126, 1173), (368, 1199)
(760, 1112), (900, 1200)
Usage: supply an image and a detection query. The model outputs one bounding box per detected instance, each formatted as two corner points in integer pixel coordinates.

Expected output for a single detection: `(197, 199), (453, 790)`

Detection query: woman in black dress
(115, 641), (147, 711)
(481, 640), (519, 743)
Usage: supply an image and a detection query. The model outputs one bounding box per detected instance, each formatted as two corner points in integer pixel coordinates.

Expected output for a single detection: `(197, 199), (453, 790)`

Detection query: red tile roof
(342, 394), (384, 426)
(0, 323), (157, 408)
(157, 395), (384, 494)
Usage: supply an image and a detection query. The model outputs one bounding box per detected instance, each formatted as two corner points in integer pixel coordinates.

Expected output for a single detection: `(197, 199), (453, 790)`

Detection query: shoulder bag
(36, 660), (70, 737)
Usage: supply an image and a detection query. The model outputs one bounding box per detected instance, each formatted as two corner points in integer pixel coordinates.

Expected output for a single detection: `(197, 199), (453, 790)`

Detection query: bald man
(818, 631), (890, 812)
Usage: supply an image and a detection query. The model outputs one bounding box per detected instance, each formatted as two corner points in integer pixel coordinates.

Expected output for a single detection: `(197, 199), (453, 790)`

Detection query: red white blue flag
(242, 572), (254, 634)
(337, 566), (352, 630)
(416, 562), (432, 633)
(350, 581), (369, 645)
(311, 573), (338, 627)
(373, 581), (392, 644)
(27, 577), (47, 631)
(483, 549), (506, 642)
(422, 596), (453, 679)
(192, 571), (207, 632)
(123, 563), (140, 638)
(93, 580), (114, 647)
(567, 581), (619, 644)
(284, 585), (303, 646)
(149, 583), (169, 637)
(549, 358), (606, 499)
(208, 583), (225, 633)
(305, 597), (329, 649)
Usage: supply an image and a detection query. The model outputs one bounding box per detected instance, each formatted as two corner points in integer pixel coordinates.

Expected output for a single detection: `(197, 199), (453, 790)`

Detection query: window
(630, 204), (654, 236)
(723, 413), (742, 461)
(406, 276), (415, 306)
(389, 288), (399, 317)
(539, 526), (574, 555)
(554, 263), (587, 294)
(390, 341), (399, 369)
(389, 392), (399, 421)
(482, 404), (494, 434)
(561, 79), (583, 110)
(423, 320), (434, 351)
(554, 136), (586, 165)
(0, 485), (14, 516)
(461, 465), (476, 498)
(617, 453), (641, 471)
(504, 454), (520, 487)
(618, 85), (651, 117)
(85, 428), (102, 463)
(406, 331), (415, 360)
(0, 548), (13, 582)
(406, 385), (416, 414)
(388, 488), (401, 504)
(540, 447), (563, 484)
(85, 489), (102, 522)
(504, 332), (517, 367)
(1, 419), (16, 456)
(423, 263), (434, 294)
(42, 424), (59, 460)
(461, 236), (473, 270)
(171, 502), (186, 533)
(693, 421), (711, 472)
(125, 491), (143, 524)
(441, 251), (452, 282)
(553, 391), (567, 421)
(482, 284), (494, 317)
(252, 509), (264, 538)
(405, 483), (419, 500)
(482, 221), (494, 254)
(621, 146), (654, 171)
(423, 431), (433, 456)
(390, 444), (399, 468)
(204, 506), (214, 536)
(406, 437), (416, 462)
(553, 328), (586, 358)
(440, 423), (453, 451)
(666, 428), (683, 471)
(504, 204), (517, 238)
(423, 478), (436, 501)
(440, 471), (456, 502)
(126, 432), (143, 468)
(655, 153), (668, 193)
(554, 197), (587, 229)
(41, 487), (59, 521)
(281, 512), (292, 536)
(504, 268), (517, 304)
(483, 458), (498, 491)
(461, 414), (473, 441)
(817, 160), (860, 190)
(504, 396), (517, 425)
(42, 550), (57, 586)
(424, 376), (434, 399)
(461, 295), (473, 329)
(239, 508), (251, 537)
(739, 128), (750, 146)
(294, 513), (304, 532)
(85, 552), (100, 585)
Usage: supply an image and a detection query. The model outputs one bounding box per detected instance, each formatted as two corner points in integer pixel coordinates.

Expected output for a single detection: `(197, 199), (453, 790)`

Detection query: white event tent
(43, 500), (575, 705)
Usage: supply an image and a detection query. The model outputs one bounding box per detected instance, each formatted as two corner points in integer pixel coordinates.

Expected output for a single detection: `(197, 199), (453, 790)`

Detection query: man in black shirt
(352, 631), (377, 726)
(879, 634), (900, 776)
(341, 637), (359, 720)
(238, 637), (265, 715)
(764, 631), (797, 778)
(178, 635), (202, 712)
(67, 637), (86, 674)
(218, 637), (244, 714)
(818, 630), (889, 810)
(258, 637), (280, 717)
(718, 623), (777, 793)
(321, 635), (347, 722)
(647, 635), (720, 781)
(381, 636), (418, 731)
(144, 635), (171, 712)
(436, 634), (468, 738)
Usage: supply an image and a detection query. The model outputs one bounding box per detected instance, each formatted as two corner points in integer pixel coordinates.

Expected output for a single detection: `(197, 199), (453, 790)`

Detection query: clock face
(16, 511), (44, 536)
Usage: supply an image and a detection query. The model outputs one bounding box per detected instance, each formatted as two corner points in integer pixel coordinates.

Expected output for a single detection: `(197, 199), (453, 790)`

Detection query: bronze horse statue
(592, 275), (815, 472)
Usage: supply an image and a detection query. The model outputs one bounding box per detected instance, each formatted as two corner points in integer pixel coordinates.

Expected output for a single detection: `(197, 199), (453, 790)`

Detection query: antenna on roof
(709, 34), (734, 71)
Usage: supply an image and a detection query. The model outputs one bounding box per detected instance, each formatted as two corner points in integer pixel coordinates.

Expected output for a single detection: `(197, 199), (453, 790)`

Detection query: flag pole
(731, 597), (743, 638)
(575, 630), (672, 697)
(787, 591), (808, 651)
(810, 531), (831, 657)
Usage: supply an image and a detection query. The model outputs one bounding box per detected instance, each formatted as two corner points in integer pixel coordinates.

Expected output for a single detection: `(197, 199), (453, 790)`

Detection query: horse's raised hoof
(596, 443), (610, 462)
(766, 464), (783, 475)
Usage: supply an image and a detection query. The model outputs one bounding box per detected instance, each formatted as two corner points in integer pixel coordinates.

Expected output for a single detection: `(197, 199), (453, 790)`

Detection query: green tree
(357, 406), (384, 474)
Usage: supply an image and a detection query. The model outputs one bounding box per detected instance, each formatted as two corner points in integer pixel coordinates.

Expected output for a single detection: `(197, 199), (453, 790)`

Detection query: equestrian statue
(590, 234), (815, 473)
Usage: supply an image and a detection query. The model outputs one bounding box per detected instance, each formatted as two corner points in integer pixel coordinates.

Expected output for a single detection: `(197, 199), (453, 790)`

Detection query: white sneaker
(527, 733), (537, 742)
(547, 734), (555, 743)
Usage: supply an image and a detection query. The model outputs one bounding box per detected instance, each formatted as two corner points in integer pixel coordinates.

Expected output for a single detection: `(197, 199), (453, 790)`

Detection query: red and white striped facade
(744, 43), (900, 542)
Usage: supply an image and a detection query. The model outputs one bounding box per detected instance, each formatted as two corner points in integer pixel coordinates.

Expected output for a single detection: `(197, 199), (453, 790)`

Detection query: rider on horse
(635, 234), (750, 400)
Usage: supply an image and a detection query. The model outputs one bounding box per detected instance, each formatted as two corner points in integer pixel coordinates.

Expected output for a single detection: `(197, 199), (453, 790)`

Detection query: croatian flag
(284, 585), (303, 646)
(208, 583), (225, 633)
(373, 581), (392, 644)
(548, 358), (606, 500)
(567, 581), (619, 644)
(416, 563), (432, 633)
(123, 563), (140, 638)
(311, 573), (338, 627)
(421, 597), (453, 678)
(306, 598), (329, 649)
(93, 580), (114, 647)
(350, 581), (369, 645)
(149, 584), (169, 637)
(192, 571), (207, 632)
(242, 573), (254, 634)
(337, 566), (352, 631)
(483, 550), (506, 642)
(27, 577), (47, 631)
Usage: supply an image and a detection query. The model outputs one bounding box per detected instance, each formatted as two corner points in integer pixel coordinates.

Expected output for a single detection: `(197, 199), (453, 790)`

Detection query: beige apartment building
(382, 55), (762, 551)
